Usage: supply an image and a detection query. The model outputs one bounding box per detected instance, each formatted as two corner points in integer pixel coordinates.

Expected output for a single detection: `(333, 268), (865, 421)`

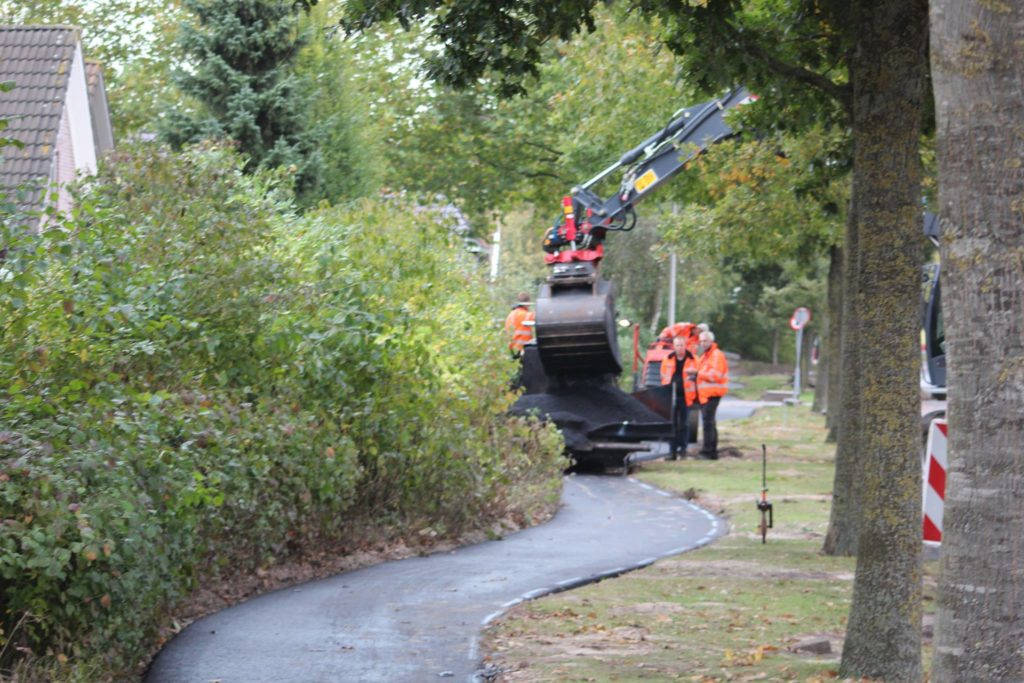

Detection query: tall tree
(837, 3), (928, 678)
(930, 2), (1024, 679)
(162, 0), (323, 199)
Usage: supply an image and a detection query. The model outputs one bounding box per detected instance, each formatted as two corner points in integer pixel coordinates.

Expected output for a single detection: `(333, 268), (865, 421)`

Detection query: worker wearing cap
(504, 293), (535, 358)
(695, 330), (729, 459)
(660, 334), (698, 458)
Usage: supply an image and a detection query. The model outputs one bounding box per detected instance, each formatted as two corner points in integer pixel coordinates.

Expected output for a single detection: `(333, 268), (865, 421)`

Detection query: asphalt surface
(147, 397), (757, 683)
(147, 476), (727, 682)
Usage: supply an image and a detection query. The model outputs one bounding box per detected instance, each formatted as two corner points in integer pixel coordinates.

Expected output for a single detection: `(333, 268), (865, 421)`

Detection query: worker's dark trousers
(700, 396), (720, 457)
(672, 402), (689, 455)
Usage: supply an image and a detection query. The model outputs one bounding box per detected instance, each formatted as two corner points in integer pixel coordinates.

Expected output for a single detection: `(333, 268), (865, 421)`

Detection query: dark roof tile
(0, 26), (79, 202)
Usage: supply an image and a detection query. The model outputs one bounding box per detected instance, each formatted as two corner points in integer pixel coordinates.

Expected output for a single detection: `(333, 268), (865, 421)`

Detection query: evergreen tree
(162, 0), (323, 200)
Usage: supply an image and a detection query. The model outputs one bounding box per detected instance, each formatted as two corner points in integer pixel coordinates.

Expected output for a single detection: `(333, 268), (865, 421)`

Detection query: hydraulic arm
(534, 87), (753, 377)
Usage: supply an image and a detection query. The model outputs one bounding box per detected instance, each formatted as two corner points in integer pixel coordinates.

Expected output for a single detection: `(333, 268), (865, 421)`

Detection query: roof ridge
(0, 25), (82, 35)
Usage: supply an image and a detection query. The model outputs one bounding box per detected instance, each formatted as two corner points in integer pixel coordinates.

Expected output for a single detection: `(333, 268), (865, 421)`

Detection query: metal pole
(489, 228), (500, 282)
(793, 327), (803, 401)
(668, 253), (677, 325)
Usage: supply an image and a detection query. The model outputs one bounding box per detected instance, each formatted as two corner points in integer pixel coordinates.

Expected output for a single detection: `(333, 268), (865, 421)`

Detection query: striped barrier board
(923, 418), (948, 543)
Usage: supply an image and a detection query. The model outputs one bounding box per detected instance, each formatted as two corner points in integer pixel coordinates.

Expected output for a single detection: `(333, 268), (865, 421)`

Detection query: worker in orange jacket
(504, 292), (535, 358)
(695, 330), (729, 459)
(660, 334), (698, 458)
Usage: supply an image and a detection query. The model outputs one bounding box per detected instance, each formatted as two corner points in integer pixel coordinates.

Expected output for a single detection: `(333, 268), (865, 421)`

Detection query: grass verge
(482, 403), (939, 681)
(727, 373), (792, 401)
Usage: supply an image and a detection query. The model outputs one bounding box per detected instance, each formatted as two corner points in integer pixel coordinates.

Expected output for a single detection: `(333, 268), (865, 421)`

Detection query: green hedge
(0, 145), (565, 679)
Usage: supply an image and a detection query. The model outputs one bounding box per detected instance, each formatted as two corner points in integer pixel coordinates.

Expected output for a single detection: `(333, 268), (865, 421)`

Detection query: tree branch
(724, 22), (852, 115)
(472, 152), (568, 183)
(520, 139), (563, 159)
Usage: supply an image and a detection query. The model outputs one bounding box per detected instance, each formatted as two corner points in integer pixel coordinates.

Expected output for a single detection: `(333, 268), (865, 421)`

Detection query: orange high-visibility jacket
(659, 322), (694, 340)
(696, 342), (729, 403)
(659, 322), (700, 356)
(659, 352), (698, 406)
(504, 305), (535, 352)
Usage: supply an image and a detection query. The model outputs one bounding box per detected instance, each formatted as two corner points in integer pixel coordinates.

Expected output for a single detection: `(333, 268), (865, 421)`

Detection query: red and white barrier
(922, 418), (948, 543)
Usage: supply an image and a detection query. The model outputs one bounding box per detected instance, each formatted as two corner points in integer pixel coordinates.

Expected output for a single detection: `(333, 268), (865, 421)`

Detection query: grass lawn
(727, 373), (793, 401)
(482, 402), (939, 681)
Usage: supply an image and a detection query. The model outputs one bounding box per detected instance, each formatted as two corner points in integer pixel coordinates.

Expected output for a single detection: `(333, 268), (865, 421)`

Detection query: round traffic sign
(790, 307), (811, 331)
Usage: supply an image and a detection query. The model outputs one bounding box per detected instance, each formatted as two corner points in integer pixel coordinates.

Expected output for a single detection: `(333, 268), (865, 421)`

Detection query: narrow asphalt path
(148, 396), (755, 682)
(147, 477), (724, 682)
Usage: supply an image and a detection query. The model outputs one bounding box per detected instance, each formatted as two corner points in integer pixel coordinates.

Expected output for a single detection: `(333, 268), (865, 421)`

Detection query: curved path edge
(148, 474), (727, 682)
(468, 475), (725, 679)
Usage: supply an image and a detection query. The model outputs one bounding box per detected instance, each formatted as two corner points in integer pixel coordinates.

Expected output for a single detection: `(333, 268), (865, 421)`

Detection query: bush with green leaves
(0, 143), (564, 679)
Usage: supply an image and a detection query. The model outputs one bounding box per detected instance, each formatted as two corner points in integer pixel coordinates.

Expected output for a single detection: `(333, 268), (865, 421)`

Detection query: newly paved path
(148, 396), (759, 681)
(147, 474), (726, 682)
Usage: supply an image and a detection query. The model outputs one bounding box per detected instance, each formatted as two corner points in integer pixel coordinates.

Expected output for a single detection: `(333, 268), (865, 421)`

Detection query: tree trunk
(771, 328), (778, 365)
(823, 190), (862, 556)
(838, 1), (929, 679)
(930, 2), (1024, 680)
(824, 245), (843, 438)
(811, 334), (826, 413)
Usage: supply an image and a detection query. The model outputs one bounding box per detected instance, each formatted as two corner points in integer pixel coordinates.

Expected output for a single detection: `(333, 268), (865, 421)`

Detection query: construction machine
(532, 87), (754, 380)
(514, 88), (753, 468)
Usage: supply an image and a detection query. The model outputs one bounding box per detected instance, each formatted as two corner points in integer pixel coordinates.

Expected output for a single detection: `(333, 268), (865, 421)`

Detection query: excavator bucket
(534, 262), (622, 376)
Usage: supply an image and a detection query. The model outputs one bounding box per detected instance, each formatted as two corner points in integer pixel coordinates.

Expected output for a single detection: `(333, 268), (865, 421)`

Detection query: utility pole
(668, 253), (677, 325)
(489, 227), (500, 282)
(668, 203), (680, 326)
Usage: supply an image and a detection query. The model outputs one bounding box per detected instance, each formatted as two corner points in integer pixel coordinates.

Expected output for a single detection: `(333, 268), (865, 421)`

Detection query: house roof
(0, 25), (81, 196)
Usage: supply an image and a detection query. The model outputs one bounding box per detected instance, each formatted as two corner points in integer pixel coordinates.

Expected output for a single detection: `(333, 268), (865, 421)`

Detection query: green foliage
(666, 128), (848, 268)
(343, 7), (693, 221)
(294, 4), (383, 202)
(0, 143), (564, 678)
(647, 127), (845, 359)
(161, 0), (325, 200)
(342, 0), (602, 98)
(343, 0), (853, 128)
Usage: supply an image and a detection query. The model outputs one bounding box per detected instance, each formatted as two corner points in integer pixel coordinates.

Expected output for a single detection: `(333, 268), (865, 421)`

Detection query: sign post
(789, 307), (811, 402)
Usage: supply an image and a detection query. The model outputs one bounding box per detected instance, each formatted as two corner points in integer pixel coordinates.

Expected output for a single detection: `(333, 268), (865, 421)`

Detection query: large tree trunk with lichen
(837, 1), (929, 679)
(824, 245), (842, 438)
(930, 2), (1024, 680)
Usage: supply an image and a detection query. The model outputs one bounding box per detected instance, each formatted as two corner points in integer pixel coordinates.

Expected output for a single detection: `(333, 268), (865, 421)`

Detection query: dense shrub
(0, 144), (564, 679)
